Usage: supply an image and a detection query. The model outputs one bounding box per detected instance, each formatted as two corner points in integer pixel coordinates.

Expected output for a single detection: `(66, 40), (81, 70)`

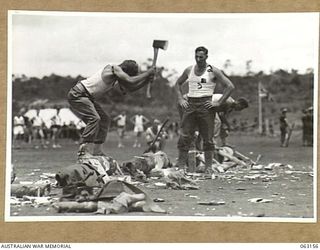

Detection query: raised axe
(146, 40), (168, 99)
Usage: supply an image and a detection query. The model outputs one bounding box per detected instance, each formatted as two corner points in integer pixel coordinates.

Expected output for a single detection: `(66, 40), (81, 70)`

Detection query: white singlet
(81, 65), (116, 99)
(187, 64), (216, 98)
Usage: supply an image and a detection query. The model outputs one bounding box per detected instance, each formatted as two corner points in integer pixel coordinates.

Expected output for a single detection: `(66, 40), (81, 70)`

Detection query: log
(53, 201), (98, 213)
(187, 150), (197, 173)
(11, 184), (51, 198)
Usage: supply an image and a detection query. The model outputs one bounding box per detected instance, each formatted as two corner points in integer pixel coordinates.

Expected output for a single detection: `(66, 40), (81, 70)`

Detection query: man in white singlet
(130, 113), (149, 148)
(175, 46), (234, 173)
(13, 108), (26, 148)
(31, 109), (47, 149)
(113, 111), (127, 148)
(68, 60), (155, 157)
(50, 106), (62, 148)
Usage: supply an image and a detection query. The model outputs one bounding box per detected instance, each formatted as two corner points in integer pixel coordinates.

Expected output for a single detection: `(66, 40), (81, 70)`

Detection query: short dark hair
(119, 60), (139, 76)
(195, 46), (208, 55)
(236, 98), (249, 109)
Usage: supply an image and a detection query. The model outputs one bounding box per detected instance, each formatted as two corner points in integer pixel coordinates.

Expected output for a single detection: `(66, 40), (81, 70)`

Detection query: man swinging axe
(146, 40), (169, 98)
(68, 50), (158, 157)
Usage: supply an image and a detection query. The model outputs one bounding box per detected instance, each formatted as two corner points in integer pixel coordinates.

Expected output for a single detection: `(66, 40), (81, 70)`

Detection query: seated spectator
(145, 119), (168, 153)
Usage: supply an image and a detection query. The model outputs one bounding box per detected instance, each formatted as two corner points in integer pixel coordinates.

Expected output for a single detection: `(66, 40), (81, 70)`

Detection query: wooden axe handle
(146, 47), (159, 99)
(234, 150), (256, 165)
(218, 149), (247, 167)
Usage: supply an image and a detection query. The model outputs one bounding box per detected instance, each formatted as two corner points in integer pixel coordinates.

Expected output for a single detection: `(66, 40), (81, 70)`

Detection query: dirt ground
(9, 130), (314, 220)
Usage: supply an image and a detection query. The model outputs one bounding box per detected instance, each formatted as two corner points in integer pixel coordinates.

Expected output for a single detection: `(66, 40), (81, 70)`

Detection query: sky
(9, 11), (319, 80)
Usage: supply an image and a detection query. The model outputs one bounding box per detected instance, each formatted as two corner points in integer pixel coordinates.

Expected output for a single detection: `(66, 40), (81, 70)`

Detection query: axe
(146, 40), (168, 99)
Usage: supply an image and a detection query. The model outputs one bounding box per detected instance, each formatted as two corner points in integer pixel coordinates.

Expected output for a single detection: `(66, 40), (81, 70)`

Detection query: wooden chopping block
(11, 184), (51, 198)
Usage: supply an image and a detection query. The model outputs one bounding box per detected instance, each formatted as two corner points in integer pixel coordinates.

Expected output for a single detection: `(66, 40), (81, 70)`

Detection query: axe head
(153, 40), (168, 50)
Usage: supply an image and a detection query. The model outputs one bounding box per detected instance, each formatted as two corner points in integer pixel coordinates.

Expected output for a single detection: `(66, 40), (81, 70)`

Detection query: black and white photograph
(6, 11), (318, 222)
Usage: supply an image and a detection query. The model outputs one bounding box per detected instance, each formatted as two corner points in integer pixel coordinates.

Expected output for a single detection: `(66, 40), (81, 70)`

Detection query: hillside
(11, 70), (314, 124)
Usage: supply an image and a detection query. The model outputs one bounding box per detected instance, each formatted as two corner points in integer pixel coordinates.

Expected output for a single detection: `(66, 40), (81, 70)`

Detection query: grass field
(9, 129), (315, 220)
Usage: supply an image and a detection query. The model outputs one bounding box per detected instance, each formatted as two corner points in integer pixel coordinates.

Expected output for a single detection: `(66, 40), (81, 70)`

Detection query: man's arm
(123, 77), (153, 92)
(129, 116), (136, 124)
(175, 67), (190, 109)
(142, 116), (150, 124)
(285, 117), (289, 127)
(212, 68), (235, 106)
(111, 65), (155, 92)
(113, 115), (120, 121)
(219, 112), (231, 130)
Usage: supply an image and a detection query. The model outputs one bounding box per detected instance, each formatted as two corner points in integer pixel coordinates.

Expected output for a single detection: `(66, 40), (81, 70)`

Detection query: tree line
(12, 69), (314, 120)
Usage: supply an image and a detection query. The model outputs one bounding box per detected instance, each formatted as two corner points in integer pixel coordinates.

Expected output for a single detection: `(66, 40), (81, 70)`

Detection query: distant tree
(223, 59), (232, 70)
(306, 68), (314, 74)
(246, 60), (254, 76)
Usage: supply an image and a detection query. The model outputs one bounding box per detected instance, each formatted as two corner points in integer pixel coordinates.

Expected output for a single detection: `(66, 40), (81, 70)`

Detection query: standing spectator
(167, 122), (174, 140)
(130, 113), (149, 148)
(31, 109), (47, 149)
(301, 109), (308, 146)
(240, 119), (247, 133)
(173, 121), (179, 137)
(305, 107), (313, 146)
(113, 111), (127, 148)
(50, 107), (62, 148)
(268, 118), (274, 136)
(175, 46), (234, 173)
(145, 119), (168, 153)
(231, 118), (239, 131)
(279, 108), (289, 147)
(60, 122), (70, 139)
(23, 110), (33, 144)
(67, 121), (81, 143)
(13, 108), (26, 149)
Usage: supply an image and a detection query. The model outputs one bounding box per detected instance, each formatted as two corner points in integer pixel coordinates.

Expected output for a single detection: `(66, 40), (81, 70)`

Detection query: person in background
(145, 119), (168, 153)
(130, 112), (150, 148)
(305, 107), (313, 146)
(13, 108), (26, 149)
(279, 108), (289, 147)
(167, 121), (175, 140)
(301, 109), (308, 146)
(31, 109), (47, 149)
(23, 110), (33, 144)
(67, 121), (81, 143)
(50, 106), (62, 148)
(113, 111), (127, 148)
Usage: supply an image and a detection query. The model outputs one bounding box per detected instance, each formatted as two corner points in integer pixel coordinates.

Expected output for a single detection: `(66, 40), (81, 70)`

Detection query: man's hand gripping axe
(146, 40), (168, 99)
